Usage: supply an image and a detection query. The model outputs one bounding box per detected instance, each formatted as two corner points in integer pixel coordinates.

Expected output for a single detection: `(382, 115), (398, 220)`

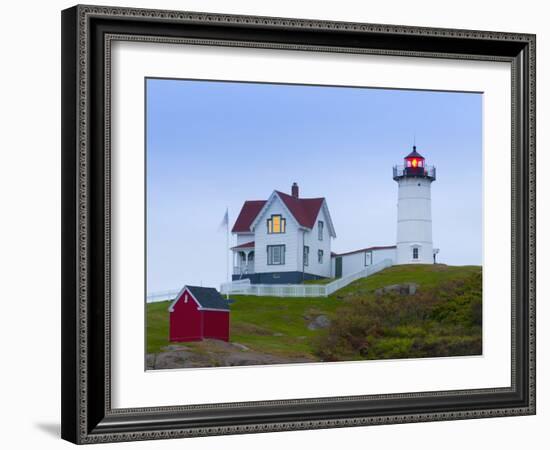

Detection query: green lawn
(303, 277), (335, 285)
(334, 264), (480, 296)
(146, 301), (172, 355)
(146, 295), (340, 356)
(147, 264), (482, 361)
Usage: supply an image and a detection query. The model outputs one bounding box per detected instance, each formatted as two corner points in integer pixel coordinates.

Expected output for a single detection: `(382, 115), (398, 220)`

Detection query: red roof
(333, 245), (396, 257)
(274, 191), (324, 229)
(231, 200), (266, 233)
(232, 192), (325, 233)
(405, 146), (425, 160)
(231, 241), (255, 250)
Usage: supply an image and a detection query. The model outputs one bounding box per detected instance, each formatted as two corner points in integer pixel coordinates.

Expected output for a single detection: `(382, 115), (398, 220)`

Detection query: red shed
(168, 285), (231, 342)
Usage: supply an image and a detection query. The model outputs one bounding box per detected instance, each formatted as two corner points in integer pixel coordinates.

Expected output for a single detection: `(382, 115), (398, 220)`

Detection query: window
(303, 246), (309, 266)
(318, 249), (324, 264)
(267, 245), (285, 265)
(318, 221), (324, 241)
(412, 247), (419, 260)
(365, 251), (372, 266)
(407, 158), (424, 168)
(267, 215), (286, 234)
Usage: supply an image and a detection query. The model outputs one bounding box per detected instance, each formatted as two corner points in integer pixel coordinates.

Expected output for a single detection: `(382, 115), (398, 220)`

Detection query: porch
(231, 241), (255, 277)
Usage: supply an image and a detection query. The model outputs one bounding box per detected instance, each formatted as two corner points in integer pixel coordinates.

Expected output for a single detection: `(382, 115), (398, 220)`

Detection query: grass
(146, 264), (482, 361)
(146, 296), (340, 356)
(334, 264), (480, 296)
(303, 277), (335, 285)
(146, 301), (172, 354)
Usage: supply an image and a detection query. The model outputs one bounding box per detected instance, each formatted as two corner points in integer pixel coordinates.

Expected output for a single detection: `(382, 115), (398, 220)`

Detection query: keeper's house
(229, 147), (438, 286)
(231, 183), (336, 284)
(168, 286), (230, 342)
(231, 183), (399, 284)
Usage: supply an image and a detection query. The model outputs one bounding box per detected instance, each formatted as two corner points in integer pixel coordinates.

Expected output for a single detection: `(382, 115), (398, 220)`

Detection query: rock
(148, 346), (316, 370)
(376, 283), (419, 296)
(273, 332), (284, 337)
(162, 344), (190, 352)
(153, 350), (216, 369)
(223, 352), (312, 367)
(407, 283), (418, 295)
(308, 315), (331, 330)
(224, 354), (272, 366)
(384, 284), (402, 293)
(154, 351), (191, 369)
(145, 353), (156, 370)
(231, 342), (250, 351)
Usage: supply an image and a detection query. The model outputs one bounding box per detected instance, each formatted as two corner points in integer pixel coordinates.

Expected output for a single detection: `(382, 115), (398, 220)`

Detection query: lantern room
(404, 146), (425, 175)
(393, 145), (436, 181)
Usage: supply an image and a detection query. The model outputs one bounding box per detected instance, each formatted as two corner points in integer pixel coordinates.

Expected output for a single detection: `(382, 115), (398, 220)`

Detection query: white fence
(220, 279), (326, 297)
(146, 289), (180, 303)
(220, 259), (393, 298)
(325, 259), (393, 295)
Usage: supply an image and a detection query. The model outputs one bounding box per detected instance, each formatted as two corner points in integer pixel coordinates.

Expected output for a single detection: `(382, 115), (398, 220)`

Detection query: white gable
(249, 191), (302, 231)
(319, 199), (337, 238)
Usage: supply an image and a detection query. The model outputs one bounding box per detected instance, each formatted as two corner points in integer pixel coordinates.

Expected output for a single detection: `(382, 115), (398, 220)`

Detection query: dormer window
(267, 215), (286, 234)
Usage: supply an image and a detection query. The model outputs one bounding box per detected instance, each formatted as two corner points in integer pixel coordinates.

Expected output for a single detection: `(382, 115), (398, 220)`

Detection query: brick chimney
(291, 182), (299, 198)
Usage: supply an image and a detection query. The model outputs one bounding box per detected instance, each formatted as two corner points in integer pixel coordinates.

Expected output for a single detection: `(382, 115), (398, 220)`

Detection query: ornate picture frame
(61, 5), (536, 444)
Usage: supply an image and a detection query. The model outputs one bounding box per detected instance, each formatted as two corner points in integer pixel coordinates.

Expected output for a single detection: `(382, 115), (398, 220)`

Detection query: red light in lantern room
(412, 158), (418, 168)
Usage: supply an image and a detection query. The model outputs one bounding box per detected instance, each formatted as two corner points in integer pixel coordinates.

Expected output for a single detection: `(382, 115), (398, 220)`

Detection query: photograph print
(145, 78), (482, 371)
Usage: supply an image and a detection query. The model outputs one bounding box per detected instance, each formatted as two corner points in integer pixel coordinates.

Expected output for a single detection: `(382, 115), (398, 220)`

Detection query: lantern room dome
(405, 146), (424, 160)
(393, 145), (436, 181)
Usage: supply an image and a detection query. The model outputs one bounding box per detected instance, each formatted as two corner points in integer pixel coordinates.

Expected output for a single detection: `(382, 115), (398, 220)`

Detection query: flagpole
(226, 207), (229, 299)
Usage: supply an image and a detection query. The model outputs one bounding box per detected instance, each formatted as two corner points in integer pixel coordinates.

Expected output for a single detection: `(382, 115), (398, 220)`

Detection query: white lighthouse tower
(393, 146), (437, 264)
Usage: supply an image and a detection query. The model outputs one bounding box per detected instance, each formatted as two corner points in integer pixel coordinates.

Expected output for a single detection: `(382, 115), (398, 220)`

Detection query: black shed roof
(185, 286), (230, 311)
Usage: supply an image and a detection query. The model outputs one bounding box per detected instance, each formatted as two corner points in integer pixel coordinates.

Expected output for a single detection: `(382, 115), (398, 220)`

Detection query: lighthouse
(393, 146), (437, 264)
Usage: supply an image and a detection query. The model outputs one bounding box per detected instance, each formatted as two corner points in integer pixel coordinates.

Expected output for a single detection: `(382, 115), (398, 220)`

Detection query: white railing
(220, 259), (393, 297)
(146, 289), (180, 303)
(220, 278), (251, 295)
(242, 283), (327, 297)
(393, 164), (436, 180)
(233, 264), (255, 275)
(324, 258), (393, 295)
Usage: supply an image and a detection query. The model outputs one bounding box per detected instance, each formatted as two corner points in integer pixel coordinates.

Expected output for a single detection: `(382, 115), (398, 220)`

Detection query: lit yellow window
(272, 215), (281, 233)
(267, 215), (286, 234)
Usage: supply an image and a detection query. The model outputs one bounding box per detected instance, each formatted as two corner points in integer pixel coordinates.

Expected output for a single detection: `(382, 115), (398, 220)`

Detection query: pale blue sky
(146, 78), (482, 293)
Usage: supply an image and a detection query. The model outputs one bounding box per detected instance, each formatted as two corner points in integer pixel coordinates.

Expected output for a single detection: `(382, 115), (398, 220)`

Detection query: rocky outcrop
(307, 315), (331, 330)
(375, 283), (418, 296)
(146, 339), (314, 370)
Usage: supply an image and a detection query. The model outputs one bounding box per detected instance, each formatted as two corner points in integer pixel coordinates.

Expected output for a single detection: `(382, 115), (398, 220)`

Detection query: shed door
(335, 257), (343, 278)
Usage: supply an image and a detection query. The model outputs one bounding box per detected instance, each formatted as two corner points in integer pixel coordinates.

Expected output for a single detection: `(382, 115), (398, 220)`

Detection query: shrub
(313, 271), (482, 361)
